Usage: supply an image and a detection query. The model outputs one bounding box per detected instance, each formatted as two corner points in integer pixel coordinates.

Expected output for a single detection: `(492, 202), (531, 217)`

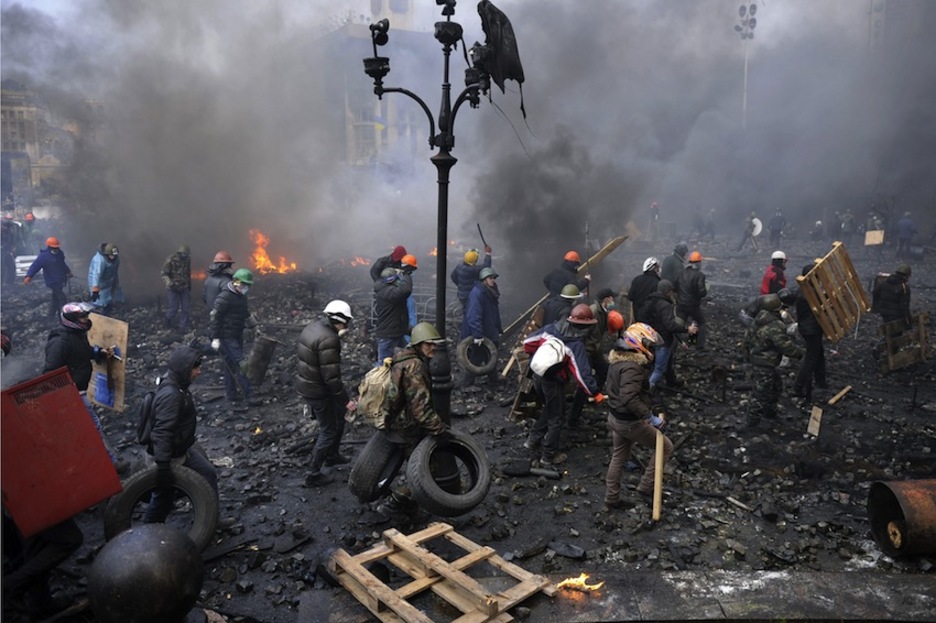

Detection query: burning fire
(349, 256), (370, 267)
(557, 573), (605, 592)
(254, 425), (263, 435)
(429, 247), (438, 257)
(249, 229), (298, 274)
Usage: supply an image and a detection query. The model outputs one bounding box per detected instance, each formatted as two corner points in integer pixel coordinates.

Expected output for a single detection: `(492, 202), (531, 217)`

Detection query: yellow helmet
(464, 249), (479, 265)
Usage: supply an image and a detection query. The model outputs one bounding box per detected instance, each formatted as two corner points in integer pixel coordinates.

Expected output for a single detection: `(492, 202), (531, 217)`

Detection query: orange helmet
(564, 250), (581, 263)
(46, 236), (60, 248)
(213, 251), (234, 263)
(607, 310), (625, 334)
(689, 251), (703, 262)
(401, 254), (418, 269)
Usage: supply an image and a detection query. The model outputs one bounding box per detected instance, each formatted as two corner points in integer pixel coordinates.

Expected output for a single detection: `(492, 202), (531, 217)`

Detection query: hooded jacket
(628, 271), (661, 322)
(210, 283), (251, 340)
(161, 250), (192, 292)
(605, 349), (653, 420)
(523, 319), (598, 395)
(373, 272), (412, 339)
(25, 247), (72, 289)
(461, 280), (502, 342)
(643, 291), (687, 343)
(543, 259), (588, 296)
(149, 345), (201, 462)
(747, 309), (803, 367)
(203, 262), (234, 309)
(451, 253), (492, 305)
(296, 317), (349, 403)
(43, 321), (97, 391)
(872, 273), (911, 325)
(88, 244), (123, 308)
(760, 260), (786, 295)
(388, 346), (446, 435)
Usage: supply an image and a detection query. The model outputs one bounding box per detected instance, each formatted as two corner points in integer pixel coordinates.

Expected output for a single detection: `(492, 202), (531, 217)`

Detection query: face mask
(603, 302), (616, 312)
(50, 248), (60, 254)
(238, 285), (250, 296)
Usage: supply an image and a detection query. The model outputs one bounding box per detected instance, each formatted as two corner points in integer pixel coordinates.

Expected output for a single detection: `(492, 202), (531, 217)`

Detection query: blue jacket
(897, 216), (916, 240)
(26, 247), (72, 289)
(451, 254), (491, 305)
(460, 281), (502, 342)
(88, 248), (124, 308)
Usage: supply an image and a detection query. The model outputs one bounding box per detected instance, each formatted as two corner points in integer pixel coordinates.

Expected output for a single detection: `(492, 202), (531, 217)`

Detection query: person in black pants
(793, 263), (826, 400)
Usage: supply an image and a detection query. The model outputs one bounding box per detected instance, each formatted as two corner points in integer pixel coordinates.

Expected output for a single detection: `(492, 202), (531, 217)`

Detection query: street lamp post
(363, 1), (493, 422)
(734, 3), (758, 131)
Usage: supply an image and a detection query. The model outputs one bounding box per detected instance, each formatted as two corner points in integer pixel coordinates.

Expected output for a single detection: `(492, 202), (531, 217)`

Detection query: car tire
(406, 429), (492, 517)
(103, 464), (219, 551)
(456, 337), (498, 375)
(348, 430), (405, 503)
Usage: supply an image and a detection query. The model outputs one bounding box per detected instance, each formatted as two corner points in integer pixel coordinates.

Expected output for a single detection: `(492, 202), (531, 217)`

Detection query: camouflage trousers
(749, 364), (782, 426)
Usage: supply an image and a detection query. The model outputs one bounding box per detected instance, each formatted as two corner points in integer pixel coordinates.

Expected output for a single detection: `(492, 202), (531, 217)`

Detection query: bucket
(245, 334), (279, 386)
(867, 479), (936, 557)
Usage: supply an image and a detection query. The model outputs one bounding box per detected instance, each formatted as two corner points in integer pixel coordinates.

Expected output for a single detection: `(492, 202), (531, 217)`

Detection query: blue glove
(648, 414), (666, 431)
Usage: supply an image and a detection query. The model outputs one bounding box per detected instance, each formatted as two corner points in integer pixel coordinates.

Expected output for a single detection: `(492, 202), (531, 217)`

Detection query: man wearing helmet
(541, 283), (581, 326)
(543, 250), (590, 297)
(604, 323), (671, 509)
(369, 245), (407, 282)
(24, 237), (74, 321)
(522, 304), (604, 466)
(568, 288), (619, 428)
(296, 300), (357, 486)
(661, 243), (688, 283)
(373, 257), (415, 364)
(451, 245), (492, 314)
(744, 293), (803, 427)
(161, 244), (192, 332)
(88, 242), (124, 313)
(204, 251), (235, 312)
(627, 257), (661, 323)
(209, 268), (257, 404)
(459, 267), (502, 386)
(642, 280), (697, 389)
(674, 251), (708, 350)
(872, 263), (912, 328)
(760, 250), (788, 295)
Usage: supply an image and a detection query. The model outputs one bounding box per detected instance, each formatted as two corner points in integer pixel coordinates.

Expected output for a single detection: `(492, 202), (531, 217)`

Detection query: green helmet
(479, 267), (498, 280)
(410, 322), (443, 346)
(233, 268), (254, 284)
(760, 293), (782, 312)
(560, 284), (581, 299)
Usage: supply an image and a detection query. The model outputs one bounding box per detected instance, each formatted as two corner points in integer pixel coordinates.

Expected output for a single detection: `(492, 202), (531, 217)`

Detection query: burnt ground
(2, 234), (935, 622)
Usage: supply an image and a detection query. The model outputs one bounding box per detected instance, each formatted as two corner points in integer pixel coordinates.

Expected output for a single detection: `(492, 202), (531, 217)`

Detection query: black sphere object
(88, 524), (204, 623)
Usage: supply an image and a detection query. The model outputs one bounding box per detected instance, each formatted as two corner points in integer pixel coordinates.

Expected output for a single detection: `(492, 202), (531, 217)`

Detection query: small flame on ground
(192, 270), (207, 280)
(429, 247), (438, 256)
(254, 426), (262, 435)
(249, 229), (298, 274)
(556, 573), (605, 592)
(348, 256), (370, 267)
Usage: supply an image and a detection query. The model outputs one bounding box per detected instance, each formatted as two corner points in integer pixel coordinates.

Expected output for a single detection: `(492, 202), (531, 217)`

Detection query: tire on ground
(456, 337), (498, 375)
(103, 464), (219, 551)
(348, 430), (405, 503)
(406, 429), (492, 517)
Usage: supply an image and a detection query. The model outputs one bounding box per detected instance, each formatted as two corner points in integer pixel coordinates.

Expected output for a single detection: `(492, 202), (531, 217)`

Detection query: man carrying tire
(144, 345), (218, 523)
(458, 267), (502, 387)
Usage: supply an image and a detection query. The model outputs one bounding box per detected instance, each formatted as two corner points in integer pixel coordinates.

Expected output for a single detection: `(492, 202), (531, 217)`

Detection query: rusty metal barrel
(867, 480), (936, 557)
(245, 333), (280, 386)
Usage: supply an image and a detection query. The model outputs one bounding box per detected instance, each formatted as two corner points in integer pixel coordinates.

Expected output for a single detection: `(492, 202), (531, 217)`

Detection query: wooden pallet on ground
(795, 242), (871, 342)
(327, 522), (555, 623)
(876, 312), (930, 372)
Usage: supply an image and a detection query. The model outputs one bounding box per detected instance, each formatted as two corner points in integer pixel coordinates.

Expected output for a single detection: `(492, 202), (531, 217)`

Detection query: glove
(592, 392), (605, 404)
(484, 245), (492, 254)
(780, 310), (792, 323)
(345, 399), (357, 413)
(91, 290), (100, 302)
(22, 276), (30, 285)
(648, 414), (667, 431)
(155, 463), (173, 489)
(473, 338), (484, 346)
(211, 339), (221, 351)
(786, 322), (798, 336)
(584, 273), (592, 281)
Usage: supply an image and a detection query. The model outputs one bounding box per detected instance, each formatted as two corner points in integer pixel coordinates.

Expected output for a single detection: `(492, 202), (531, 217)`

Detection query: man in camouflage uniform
(745, 293), (803, 427)
(161, 244), (192, 331)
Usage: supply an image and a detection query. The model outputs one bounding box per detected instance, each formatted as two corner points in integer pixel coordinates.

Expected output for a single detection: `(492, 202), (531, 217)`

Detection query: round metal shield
(752, 217), (763, 237)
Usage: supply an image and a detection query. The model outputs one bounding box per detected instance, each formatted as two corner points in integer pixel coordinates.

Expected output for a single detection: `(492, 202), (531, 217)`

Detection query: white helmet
(324, 300), (353, 323)
(771, 250), (787, 261)
(642, 257), (660, 273)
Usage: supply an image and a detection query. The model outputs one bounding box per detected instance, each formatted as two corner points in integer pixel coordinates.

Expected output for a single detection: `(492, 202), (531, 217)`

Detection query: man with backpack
(296, 300), (357, 487)
(143, 344), (218, 523)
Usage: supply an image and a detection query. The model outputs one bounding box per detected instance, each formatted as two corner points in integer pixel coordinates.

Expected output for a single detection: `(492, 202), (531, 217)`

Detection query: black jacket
(628, 272), (660, 322)
(795, 291), (823, 337)
(296, 317), (350, 403)
(43, 323), (97, 391)
(370, 255), (401, 282)
(873, 274), (911, 325)
(541, 294), (573, 326)
(675, 266), (707, 309)
(149, 346), (201, 463)
(373, 273), (413, 338)
(643, 291), (686, 343)
(543, 260), (588, 296)
(203, 263), (233, 310)
(209, 284), (250, 340)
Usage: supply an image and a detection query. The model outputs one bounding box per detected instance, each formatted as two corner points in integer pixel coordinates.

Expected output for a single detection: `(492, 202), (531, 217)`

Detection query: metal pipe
(868, 480), (936, 557)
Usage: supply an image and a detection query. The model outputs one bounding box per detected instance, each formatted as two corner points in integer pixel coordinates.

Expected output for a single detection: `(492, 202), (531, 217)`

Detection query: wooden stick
(652, 430), (664, 521)
(726, 496), (754, 512)
(827, 385), (852, 405)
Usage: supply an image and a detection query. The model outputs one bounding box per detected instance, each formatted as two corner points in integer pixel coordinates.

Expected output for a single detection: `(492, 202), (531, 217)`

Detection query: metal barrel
(245, 334), (278, 386)
(867, 480), (936, 557)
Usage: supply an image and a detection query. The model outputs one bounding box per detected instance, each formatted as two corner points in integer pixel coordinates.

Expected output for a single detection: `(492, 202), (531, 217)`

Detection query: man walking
(161, 244), (192, 332)
(88, 242), (124, 314)
(373, 255), (416, 364)
(460, 267), (502, 386)
(674, 251), (708, 350)
(23, 237), (73, 321)
(209, 268), (257, 403)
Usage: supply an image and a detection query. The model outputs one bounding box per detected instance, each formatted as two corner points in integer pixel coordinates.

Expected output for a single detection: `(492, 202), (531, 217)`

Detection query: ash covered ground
(2, 234), (935, 623)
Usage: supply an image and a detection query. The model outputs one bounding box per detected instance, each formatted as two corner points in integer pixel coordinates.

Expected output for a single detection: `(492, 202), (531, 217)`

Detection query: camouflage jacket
(388, 347), (446, 435)
(746, 309), (803, 367)
(161, 252), (192, 291)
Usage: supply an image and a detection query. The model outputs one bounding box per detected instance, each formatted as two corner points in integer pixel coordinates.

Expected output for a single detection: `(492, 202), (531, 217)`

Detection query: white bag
(530, 336), (567, 376)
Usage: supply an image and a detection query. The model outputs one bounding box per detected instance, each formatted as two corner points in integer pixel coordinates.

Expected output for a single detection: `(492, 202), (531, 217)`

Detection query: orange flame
(349, 256), (371, 267)
(249, 229), (298, 274)
(192, 270), (207, 281)
(557, 573), (605, 592)
(254, 425), (263, 435)
(429, 247), (438, 256)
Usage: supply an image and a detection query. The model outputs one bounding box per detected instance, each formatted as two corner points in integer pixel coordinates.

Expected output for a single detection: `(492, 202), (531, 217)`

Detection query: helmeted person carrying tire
(143, 345), (218, 524)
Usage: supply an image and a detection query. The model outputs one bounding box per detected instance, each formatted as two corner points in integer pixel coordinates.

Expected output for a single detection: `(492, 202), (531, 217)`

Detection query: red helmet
(213, 251), (234, 263)
(607, 310), (625, 334)
(568, 303), (597, 325)
(564, 251), (581, 263)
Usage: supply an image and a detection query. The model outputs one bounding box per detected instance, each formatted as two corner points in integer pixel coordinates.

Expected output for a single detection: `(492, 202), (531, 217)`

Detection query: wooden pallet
(795, 242), (871, 342)
(876, 312), (930, 372)
(327, 522), (555, 623)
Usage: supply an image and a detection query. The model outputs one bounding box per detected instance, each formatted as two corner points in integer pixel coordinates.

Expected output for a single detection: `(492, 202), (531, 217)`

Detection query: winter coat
(369, 255), (401, 282)
(872, 274), (911, 325)
(760, 261), (786, 295)
(43, 323), (98, 391)
(161, 251), (192, 292)
(643, 291), (686, 343)
(522, 319), (598, 395)
(660, 252), (684, 283)
(461, 281), (502, 342)
(25, 247), (72, 289)
(897, 216), (917, 240)
(795, 290), (822, 337)
(149, 346), (201, 463)
(451, 254), (492, 305)
(209, 284), (251, 341)
(540, 294), (573, 326)
(628, 272), (660, 322)
(583, 302), (611, 357)
(543, 260), (588, 296)
(606, 349), (653, 421)
(674, 266), (707, 310)
(746, 309), (803, 367)
(295, 317), (350, 403)
(387, 347), (446, 435)
(88, 247), (124, 308)
(203, 263), (234, 310)
(373, 272), (412, 339)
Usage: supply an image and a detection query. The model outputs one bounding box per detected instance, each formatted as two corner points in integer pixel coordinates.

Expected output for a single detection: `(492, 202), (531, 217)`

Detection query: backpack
(357, 356), (412, 430)
(530, 335), (567, 377)
(135, 377), (163, 446)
